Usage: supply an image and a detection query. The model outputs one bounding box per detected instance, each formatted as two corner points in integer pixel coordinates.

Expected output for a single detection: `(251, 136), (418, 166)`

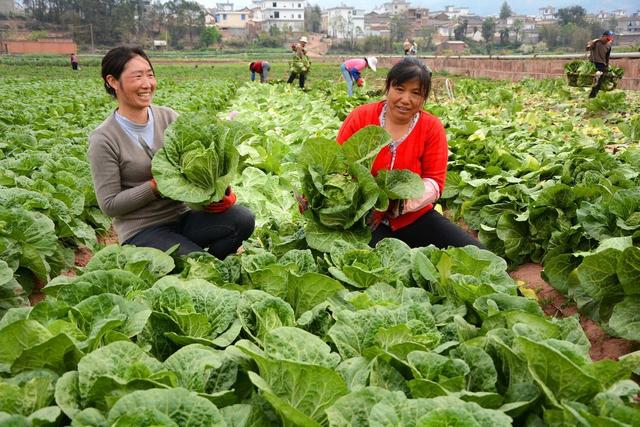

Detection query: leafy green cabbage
(298, 126), (424, 251)
(152, 113), (251, 204)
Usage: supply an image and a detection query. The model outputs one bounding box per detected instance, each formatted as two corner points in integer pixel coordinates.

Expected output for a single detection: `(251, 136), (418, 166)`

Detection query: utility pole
(89, 23), (95, 53)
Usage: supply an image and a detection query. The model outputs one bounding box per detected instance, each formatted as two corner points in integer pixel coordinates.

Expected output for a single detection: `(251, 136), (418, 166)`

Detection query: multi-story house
(214, 8), (252, 36)
(364, 11), (391, 37)
(538, 6), (556, 21)
(615, 10), (640, 45)
(442, 5), (470, 19)
(381, 0), (410, 16)
(322, 5), (365, 40)
(0, 0), (14, 14)
(405, 7), (430, 36)
(251, 0), (305, 32)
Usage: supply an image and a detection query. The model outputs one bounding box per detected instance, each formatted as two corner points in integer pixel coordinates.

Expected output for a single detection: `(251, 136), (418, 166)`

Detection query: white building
(596, 9), (628, 20)
(442, 5), (470, 19)
(251, 0), (305, 32)
(0, 0), (15, 14)
(382, 0), (410, 15)
(217, 2), (234, 12)
(538, 6), (556, 21)
(323, 5), (365, 40)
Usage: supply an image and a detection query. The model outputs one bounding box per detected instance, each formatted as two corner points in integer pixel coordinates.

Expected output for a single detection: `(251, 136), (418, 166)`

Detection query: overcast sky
(201, 1), (638, 16)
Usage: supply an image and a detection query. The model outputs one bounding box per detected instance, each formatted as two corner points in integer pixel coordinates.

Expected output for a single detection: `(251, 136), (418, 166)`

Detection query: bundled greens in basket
(298, 126), (424, 252)
(564, 60), (624, 90)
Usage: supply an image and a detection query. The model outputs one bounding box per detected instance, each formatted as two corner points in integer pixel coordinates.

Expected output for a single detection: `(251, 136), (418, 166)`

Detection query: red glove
(203, 187), (237, 213)
(149, 179), (160, 196)
(366, 210), (386, 231)
(294, 193), (308, 214)
(356, 78), (364, 87)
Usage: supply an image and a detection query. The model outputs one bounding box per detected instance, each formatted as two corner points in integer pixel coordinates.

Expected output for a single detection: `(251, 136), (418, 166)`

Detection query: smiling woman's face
(385, 79), (425, 124)
(107, 55), (156, 112)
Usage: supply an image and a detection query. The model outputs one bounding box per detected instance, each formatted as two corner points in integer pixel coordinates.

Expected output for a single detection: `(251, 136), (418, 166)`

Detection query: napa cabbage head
(152, 113), (251, 204)
(298, 126), (424, 252)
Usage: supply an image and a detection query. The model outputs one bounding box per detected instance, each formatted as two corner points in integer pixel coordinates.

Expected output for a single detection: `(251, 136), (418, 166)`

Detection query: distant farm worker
(249, 60), (271, 83)
(287, 36), (311, 89)
(340, 56), (378, 97)
(403, 38), (411, 55)
(88, 46), (255, 257)
(337, 57), (483, 249)
(586, 30), (614, 98)
(410, 40), (418, 56)
(70, 53), (78, 70)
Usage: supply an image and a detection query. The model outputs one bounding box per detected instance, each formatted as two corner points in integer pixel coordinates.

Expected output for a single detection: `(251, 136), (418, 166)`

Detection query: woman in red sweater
(337, 57), (482, 249)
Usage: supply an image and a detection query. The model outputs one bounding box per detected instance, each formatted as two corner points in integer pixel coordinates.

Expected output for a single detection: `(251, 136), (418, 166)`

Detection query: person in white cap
(287, 36), (310, 89)
(340, 56), (377, 97)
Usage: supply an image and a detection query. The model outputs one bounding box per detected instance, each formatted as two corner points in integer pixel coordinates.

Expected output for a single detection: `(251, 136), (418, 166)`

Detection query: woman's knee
(232, 205), (255, 240)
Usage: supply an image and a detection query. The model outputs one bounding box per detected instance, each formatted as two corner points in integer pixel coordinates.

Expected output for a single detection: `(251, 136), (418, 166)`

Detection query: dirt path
(305, 33), (329, 57)
(510, 263), (640, 361)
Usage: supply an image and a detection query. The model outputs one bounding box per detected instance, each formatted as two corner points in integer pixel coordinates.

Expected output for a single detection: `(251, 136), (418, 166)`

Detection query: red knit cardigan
(336, 101), (448, 231)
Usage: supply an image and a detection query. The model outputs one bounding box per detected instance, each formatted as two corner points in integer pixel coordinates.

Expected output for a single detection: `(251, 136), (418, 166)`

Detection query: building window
(241, 14), (245, 20)
(298, 3), (301, 7)
(222, 14), (227, 20)
(215, 14), (220, 22)
(272, 2), (276, 7)
(298, 14), (301, 19)
(274, 11), (279, 19)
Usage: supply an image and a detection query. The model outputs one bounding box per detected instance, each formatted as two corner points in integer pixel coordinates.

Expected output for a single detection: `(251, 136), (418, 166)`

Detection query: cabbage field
(0, 63), (639, 426)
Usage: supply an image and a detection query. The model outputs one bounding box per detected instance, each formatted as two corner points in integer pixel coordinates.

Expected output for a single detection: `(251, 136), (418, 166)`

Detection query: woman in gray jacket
(88, 46), (254, 258)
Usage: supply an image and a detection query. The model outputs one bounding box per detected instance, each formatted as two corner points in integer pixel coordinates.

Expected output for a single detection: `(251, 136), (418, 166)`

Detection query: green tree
(390, 14), (409, 42)
(304, 5), (322, 33)
(556, 6), (586, 26)
(454, 19), (468, 41)
(499, 2), (513, 20)
(539, 23), (561, 49)
(512, 18), (523, 43)
(499, 28), (509, 45)
(419, 26), (436, 51)
(199, 26), (220, 47)
(482, 17), (496, 53)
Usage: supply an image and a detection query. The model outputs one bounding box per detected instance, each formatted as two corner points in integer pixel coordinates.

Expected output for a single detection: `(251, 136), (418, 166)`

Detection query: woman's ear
(105, 75), (118, 92)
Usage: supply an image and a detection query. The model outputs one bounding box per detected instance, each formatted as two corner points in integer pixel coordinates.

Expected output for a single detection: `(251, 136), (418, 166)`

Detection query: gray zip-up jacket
(88, 105), (189, 243)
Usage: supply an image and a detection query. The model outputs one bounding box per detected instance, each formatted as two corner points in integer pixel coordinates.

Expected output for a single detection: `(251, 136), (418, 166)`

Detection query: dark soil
(28, 227), (119, 305)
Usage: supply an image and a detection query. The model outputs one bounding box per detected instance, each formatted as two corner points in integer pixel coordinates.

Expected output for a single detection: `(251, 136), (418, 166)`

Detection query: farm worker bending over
(586, 30), (614, 98)
(287, 36), (311, 89)
(70, 53), (78, 70)
(249, 60), (271, 83)
(337, 57), (483, 249)
(340, 56), (378, 97)
(88, 46), (255, 257)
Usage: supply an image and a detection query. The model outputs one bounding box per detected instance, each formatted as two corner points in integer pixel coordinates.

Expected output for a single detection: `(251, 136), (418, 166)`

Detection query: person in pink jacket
(340, 56), (378, 96)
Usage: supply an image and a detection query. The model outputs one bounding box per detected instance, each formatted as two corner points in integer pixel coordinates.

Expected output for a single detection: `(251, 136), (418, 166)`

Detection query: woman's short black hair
(385, 57), (433, 99)
(101, 46), (153, 97)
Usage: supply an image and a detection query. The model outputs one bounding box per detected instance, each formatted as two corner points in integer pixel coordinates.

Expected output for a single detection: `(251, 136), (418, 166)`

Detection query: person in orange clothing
(337, 57), (482, 249)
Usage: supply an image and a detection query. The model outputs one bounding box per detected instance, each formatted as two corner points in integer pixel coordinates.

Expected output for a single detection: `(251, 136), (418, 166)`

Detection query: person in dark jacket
(249, 61), (271, 83)
(587, 31), (614, 98)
